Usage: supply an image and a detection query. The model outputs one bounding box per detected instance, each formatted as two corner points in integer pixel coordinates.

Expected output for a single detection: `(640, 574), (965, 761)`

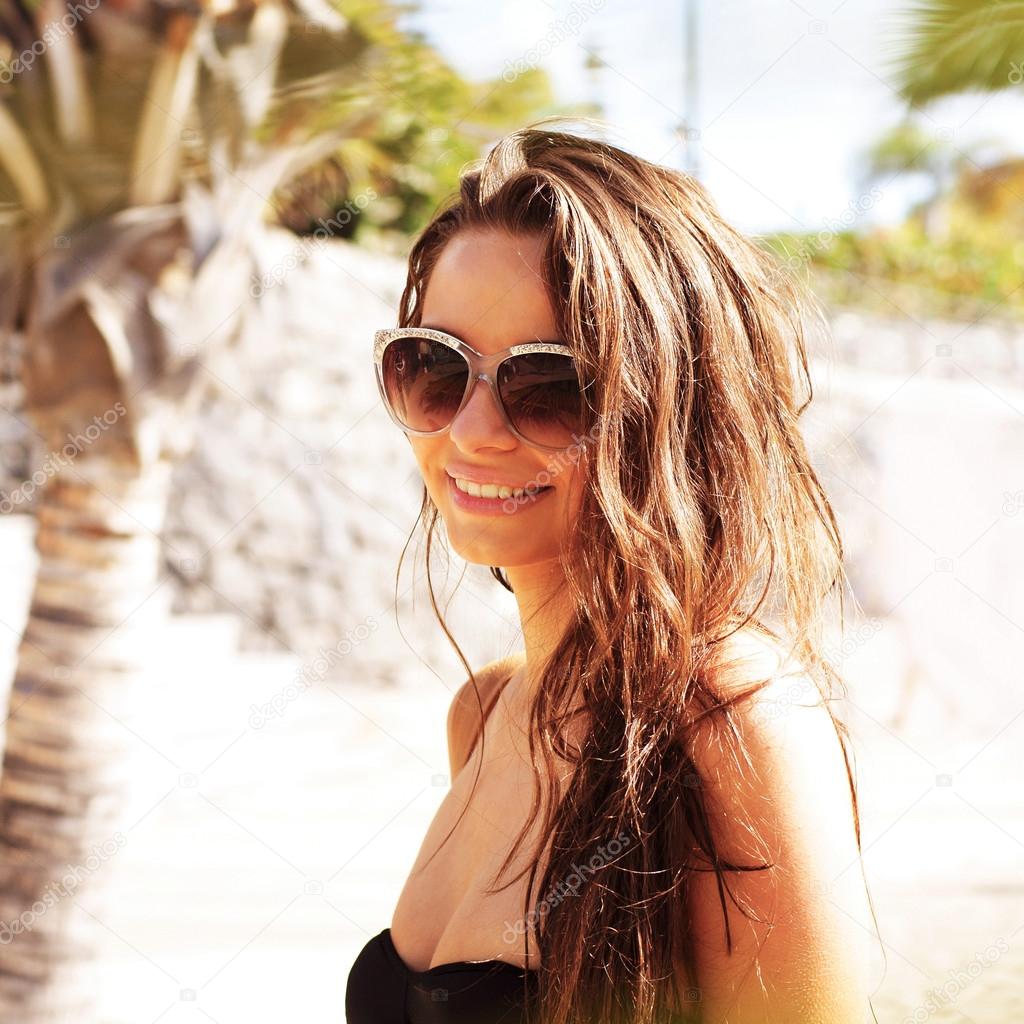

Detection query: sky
(402, 0), (1024, 235)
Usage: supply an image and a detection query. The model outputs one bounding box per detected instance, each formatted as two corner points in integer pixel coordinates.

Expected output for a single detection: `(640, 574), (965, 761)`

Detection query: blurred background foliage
(765, 140), (1024, 320)
(266, 0), (570, 244)
(0, 0), (580, 246)
(762, 0), (1024, 321)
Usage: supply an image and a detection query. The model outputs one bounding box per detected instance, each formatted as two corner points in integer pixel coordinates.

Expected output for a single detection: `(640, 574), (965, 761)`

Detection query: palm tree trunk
(0, 453), (172, 1020)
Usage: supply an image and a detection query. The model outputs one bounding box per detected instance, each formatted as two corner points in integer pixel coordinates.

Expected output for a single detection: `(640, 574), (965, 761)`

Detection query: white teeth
(453, 476), (543, 500)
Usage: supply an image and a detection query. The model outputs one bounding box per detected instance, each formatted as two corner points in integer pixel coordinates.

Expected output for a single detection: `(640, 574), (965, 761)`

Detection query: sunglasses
(373, 327), (590, 452)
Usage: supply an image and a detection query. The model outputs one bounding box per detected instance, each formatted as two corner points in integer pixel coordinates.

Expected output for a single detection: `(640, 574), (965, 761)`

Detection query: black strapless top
(345, 927), (538, 1023)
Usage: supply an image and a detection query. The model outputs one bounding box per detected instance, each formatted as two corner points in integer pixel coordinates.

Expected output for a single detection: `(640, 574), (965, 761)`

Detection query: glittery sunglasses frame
(373, 326), (587, 452)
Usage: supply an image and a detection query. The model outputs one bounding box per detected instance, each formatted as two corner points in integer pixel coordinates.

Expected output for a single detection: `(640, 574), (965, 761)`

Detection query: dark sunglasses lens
(380, 336), (469, 432)
(497, 352), (583, 448)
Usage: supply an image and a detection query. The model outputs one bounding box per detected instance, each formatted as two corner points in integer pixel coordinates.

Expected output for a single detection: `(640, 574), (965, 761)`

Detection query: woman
(346, 118), (878, 1024)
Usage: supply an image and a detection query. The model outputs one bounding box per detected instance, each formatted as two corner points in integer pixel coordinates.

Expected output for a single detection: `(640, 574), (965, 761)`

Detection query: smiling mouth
(450, 476), (553, 500)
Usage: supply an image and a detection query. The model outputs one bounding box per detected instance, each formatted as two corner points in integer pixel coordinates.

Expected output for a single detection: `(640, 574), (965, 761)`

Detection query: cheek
(565, 484), (586, 523)
(554, 467), (587, 523)
(409, 439), (455, 507)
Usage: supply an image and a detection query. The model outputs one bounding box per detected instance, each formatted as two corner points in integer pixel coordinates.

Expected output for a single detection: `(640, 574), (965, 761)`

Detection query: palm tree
(0, 1), (370, 1017)
(0, 0), (563, 1012)
(885, 0), (1024, 104)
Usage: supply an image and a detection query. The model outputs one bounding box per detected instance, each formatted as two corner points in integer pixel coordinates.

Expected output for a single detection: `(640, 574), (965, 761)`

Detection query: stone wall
(158, 229), (521, 688)
(2, 232), (1022, 710)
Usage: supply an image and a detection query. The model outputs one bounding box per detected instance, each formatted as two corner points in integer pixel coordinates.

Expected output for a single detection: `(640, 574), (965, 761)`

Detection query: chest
(390, 706), (580, 971)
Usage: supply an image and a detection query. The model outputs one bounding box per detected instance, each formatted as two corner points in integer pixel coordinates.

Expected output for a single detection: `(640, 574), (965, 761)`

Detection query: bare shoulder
(693, 626), (857, 848)
(682, 626), (874, 1023)
(445, 650), (527, 779)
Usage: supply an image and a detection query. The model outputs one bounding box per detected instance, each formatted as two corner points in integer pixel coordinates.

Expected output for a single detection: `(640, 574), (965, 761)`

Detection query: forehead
(420, 229), (560, 349)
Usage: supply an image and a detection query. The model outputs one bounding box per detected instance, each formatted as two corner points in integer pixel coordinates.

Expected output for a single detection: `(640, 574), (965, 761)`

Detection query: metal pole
(685, 0), (701, 179)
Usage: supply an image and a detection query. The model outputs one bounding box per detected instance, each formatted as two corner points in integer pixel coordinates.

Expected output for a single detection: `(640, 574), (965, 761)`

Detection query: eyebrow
(420, 322), (460, 337)
(419, 323), (567, 346)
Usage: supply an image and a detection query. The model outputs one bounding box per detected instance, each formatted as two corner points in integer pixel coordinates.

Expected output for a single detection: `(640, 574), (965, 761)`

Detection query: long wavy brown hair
(391, 117), (878, 1024)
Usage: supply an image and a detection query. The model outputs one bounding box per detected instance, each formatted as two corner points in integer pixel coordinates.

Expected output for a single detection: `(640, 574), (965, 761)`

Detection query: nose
(449, 376), (516, 450)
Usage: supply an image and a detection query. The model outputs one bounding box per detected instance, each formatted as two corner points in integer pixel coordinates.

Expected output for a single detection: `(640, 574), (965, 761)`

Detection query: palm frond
(0, 99), (48, 213)
(884, 0), (1024, 105)
(130, 11), (201, 206)
(35, 0), (95, 145)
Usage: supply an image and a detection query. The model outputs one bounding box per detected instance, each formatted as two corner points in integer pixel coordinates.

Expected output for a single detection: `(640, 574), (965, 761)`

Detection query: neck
(503, 557), (575, 703)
